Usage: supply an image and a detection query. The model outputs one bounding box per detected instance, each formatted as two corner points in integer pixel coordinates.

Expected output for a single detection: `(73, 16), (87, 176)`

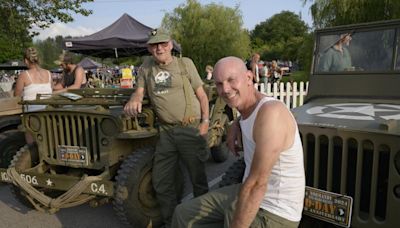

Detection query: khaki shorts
(253, 208), (299, 228)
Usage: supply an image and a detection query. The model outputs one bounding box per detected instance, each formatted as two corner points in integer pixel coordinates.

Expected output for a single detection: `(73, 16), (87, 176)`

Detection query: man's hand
(198, 121), (209, 138)
(226, 119), (242, 156)
(124, 88), (144, 117)
(124, 98), (142, 117)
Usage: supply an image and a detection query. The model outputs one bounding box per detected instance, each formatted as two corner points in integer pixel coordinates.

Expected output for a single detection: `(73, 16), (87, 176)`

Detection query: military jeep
(293, 19), (400, 227)
(0, 87), (234, 227)
(219, 19), (400, 228)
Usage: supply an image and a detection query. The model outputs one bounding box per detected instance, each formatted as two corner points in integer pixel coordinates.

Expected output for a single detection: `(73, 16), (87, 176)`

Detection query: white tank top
(22, 71), (53, 112)
(240, 96), (305, 222)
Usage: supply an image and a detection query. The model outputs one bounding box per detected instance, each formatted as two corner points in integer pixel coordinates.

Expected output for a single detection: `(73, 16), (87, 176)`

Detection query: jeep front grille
(43, 113), (101, 163)
(300, 125), (400, 228)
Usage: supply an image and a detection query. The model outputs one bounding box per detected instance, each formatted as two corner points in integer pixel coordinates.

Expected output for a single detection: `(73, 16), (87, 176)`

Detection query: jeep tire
(9, 143), (39, 208)
(113, 146), (162, 228)
(0, 130), (26, 168)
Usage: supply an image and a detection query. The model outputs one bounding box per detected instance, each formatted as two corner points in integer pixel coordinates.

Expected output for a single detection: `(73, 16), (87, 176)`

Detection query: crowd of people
(247, 53), (293, 84)
(3, 29), (305, 228)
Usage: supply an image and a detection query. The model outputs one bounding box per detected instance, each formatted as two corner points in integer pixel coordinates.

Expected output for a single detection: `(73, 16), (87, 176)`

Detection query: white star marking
(306, 103), (400, 120)
(46, 178), (53, 186)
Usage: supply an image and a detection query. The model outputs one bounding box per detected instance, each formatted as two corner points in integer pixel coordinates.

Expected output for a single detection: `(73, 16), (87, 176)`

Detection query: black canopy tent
(64, 13), (181, 58)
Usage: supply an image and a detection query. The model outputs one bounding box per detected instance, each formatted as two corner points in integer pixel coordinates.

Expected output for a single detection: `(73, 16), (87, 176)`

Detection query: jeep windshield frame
(307, 19), (400, 103)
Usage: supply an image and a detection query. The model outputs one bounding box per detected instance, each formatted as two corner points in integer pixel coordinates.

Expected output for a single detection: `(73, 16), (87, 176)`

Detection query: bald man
(172, 56), (305, 228)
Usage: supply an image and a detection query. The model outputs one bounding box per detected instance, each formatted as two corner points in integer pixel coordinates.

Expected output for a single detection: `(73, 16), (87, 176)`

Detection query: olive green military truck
(0, 86), (234, 227)
(220, 19), (400, 228)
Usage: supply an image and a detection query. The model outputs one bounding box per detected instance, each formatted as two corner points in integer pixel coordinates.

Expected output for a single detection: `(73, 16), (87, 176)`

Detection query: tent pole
(114, 48), (119, 64)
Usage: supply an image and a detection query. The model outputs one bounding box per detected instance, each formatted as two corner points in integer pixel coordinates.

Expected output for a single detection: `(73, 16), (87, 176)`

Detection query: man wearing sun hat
(124, 28), (210, 227)
(53, 52), (87, 91)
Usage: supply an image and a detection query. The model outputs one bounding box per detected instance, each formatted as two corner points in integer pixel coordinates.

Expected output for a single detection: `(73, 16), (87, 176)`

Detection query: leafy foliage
(250, 11), (309, 62)
(0, 0), (93, 63)
(304, 0), (400, 28)
(162, 0), (250, 76)
(34, 36), (65, 69)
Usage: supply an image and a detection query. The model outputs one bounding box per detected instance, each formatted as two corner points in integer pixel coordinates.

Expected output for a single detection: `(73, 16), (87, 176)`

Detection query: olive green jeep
(220, 19), (400, 228)
(293, 19), (400, 228)
(0, 86), (235, 227)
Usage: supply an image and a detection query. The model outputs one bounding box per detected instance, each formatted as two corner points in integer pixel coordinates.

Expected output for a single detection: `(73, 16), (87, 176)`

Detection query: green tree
(162, 0), (250, 75)
(34, 36), (65, 69)
(304, 0), (400, 28)
(250, 11), (309, 62)
(0, 0), (93, 63)
(296, 32), (314, 73)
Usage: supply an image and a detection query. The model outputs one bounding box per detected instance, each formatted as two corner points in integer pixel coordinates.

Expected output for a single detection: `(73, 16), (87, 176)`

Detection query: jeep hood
(292, 98), (400, 136)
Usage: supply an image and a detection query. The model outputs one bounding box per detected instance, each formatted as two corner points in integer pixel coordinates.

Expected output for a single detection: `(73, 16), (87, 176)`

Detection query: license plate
(303, 186), (353, 227)
(57, 145), (89, 165)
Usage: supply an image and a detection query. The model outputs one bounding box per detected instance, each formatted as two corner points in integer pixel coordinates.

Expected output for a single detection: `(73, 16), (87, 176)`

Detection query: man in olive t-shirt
(124, 29), (210, 228)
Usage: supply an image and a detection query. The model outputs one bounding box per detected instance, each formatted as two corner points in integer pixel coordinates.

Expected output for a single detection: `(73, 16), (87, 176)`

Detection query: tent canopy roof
(64, 13), (181, 58)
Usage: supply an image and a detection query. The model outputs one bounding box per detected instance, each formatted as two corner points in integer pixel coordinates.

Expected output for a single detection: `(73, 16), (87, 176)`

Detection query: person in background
(53, 53), (87, 92)
(268, 60), (283, 84)
(318, 33), (353, 72)
(250, 53), (260, 83)
(259, 61), (269, 84)
(172, 56), (305, 228)
(205, 65), (214, 81)
(124, 28), (209, 228)
(14, 47), (53, 143)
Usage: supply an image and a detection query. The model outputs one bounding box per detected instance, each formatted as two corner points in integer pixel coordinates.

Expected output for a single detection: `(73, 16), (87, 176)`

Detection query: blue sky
(34, 0), (313, 40)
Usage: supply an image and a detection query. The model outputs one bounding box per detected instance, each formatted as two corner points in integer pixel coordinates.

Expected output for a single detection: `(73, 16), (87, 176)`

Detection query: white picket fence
(255, 81), (309, 109)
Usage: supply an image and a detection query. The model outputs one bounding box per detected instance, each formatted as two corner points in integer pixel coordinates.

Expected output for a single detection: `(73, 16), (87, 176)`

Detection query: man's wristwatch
(202, 118), (210, 123)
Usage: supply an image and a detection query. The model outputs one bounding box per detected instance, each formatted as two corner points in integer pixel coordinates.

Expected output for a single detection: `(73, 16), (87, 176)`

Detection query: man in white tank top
(172, 56), (305, 228)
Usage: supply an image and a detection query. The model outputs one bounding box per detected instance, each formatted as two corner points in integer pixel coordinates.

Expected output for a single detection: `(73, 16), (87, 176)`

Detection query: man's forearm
(231, 180), (266, 228)
(196, 87), (209, 120)
(199, 96), (209, 120)
(131, 87), (144, 102)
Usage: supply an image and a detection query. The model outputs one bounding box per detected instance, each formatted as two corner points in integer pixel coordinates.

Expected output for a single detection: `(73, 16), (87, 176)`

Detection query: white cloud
(32, 23), (98, 41)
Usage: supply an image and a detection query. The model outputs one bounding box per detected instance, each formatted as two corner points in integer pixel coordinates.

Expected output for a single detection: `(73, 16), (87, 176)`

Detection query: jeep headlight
(101, 118), (118, 136)
(28, 115), (41, 132)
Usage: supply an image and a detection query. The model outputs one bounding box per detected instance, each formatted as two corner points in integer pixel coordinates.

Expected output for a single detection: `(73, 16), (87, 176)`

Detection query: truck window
(315, 29), (395, 73)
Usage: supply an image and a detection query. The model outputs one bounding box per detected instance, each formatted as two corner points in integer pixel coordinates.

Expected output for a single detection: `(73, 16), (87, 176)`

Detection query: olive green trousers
(152, 125), (209, 228)
(172, 184), (300, 228)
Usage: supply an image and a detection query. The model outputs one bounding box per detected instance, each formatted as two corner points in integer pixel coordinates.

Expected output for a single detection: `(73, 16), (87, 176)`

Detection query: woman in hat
(14, 47), (53, 143)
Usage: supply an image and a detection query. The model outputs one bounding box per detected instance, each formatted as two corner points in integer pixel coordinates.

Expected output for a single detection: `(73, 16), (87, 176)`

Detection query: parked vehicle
(220, 19), (400, 228)
(0, 86), (234, 227)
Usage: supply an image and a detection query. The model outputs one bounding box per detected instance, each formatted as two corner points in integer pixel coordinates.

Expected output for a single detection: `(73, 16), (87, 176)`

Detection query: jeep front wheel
(0, 130), (26, 168)
(113, 146), (162, 228)
(9, 143), (40, 208)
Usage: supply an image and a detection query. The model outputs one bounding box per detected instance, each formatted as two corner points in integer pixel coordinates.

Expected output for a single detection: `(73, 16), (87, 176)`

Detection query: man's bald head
(213, 56), (247, 78)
